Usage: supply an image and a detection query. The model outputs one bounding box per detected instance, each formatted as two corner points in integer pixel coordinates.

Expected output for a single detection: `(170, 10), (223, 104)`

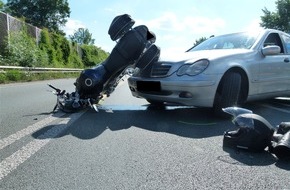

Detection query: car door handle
(284, 58), (290, 63)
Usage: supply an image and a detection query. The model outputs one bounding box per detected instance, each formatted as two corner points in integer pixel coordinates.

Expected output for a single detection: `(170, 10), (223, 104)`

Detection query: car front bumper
(127, 75), (220, 107)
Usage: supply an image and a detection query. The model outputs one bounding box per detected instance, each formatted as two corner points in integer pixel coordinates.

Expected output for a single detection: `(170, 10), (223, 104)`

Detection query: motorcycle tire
(108, 14), (135, 41)
(135, 44), (160, 70)
(104, 28), (148, 74)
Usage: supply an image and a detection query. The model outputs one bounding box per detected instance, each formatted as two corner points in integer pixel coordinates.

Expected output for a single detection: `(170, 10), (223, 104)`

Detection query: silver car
(128, 29), (290, 116)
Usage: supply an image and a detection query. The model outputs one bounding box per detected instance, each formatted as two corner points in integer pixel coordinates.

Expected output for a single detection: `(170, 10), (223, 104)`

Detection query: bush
(51, 32), (65, 67)
(3, 27), (45, 67)
(0, 70), (81, 84)
(36, 49), (50, 67)
(39, 29), (86, 68)
(0, 73), (6, 83)
(5, 70), (24, 81)
(0, 23), (108, 71)
(39, 29), (57, 67)
(60, 37), (71, 64)
(69, 52), (84, 68)
(81, 45), (109, 67)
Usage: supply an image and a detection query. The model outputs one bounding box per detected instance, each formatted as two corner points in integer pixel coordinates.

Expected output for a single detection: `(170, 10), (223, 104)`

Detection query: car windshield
(189, 32), (260, 51)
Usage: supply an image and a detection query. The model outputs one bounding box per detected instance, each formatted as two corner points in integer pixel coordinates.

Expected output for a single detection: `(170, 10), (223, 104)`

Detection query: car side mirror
(261, 45), (281, 56)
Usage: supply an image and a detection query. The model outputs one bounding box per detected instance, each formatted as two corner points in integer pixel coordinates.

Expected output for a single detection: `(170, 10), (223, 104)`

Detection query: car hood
(160, 49), (253, 62)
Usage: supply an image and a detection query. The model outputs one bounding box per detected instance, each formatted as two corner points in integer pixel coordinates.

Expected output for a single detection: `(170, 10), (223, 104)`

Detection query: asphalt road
(0, 78), (290, 190)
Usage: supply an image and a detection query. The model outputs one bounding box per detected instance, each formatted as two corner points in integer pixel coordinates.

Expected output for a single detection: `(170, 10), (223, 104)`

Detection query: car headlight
(176, 59), (209, 76)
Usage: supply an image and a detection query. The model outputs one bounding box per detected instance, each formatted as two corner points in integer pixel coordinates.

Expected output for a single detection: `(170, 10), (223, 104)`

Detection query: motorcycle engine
(75, 64), (108, 99)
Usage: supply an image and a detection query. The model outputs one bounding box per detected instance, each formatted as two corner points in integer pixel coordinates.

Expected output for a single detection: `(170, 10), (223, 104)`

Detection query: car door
(258, 32), (290, 94)
(280, 33), (290, 90)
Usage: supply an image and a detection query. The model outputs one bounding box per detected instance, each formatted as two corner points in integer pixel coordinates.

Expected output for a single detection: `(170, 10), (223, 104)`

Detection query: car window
(263, 33), (284, 53)
(281, 33), (290, 54)
(189, 32), (259, 51)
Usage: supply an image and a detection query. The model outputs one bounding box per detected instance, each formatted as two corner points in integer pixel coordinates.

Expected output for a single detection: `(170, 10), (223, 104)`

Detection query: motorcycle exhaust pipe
(273, 131), (290, 160)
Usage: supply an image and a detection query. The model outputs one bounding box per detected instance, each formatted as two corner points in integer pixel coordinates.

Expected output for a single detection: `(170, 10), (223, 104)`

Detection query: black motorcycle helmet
(270, 122), (290, 160)
(223, 107), (275, 152)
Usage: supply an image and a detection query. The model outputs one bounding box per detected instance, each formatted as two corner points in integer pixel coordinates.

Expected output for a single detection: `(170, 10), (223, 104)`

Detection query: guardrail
(0, 65), (83, 73)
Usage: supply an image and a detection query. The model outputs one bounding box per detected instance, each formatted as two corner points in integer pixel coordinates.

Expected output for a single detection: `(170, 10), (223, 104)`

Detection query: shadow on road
(220, 147), (290, 170)
(61, 105), (228, 140)
(31, 99), (290, 169)
(31, 105), (228, 140)
(31, 97), (290, 141)
(32, 97), (290, 140)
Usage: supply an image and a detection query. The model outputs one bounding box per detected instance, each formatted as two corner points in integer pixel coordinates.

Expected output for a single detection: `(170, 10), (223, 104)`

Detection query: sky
(64, 0), (277, 57)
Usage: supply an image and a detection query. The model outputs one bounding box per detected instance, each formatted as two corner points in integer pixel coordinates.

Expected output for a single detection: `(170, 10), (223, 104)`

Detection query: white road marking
(261, 104), (290, 114)
(0, 111), (85, 180)
(0, 112), (66, 150)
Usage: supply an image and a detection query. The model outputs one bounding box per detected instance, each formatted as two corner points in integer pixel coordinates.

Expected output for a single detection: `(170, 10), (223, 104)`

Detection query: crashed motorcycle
(48, 14), (160, 112)
(223, 107), (290, 161)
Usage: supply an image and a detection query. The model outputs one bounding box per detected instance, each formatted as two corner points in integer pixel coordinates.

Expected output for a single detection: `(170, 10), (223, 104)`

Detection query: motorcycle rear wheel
(108, 14), (135, 41)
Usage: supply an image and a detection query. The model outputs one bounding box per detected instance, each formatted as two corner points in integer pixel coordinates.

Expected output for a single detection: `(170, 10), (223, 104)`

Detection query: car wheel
(213, 72), (241, 118)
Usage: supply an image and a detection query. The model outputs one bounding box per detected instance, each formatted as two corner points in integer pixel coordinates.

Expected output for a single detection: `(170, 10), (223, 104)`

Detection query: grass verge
(0, 70), (81, 84)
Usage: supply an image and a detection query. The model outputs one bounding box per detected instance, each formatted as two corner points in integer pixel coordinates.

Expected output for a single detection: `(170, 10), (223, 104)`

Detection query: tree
(5, 0), (70, 32)
(193, 37), (208, 48)
(69, 28), (95, 45)
(0, 0), (4, 11)
(81, 45), (108, 67)
(260, 0), (290, 33)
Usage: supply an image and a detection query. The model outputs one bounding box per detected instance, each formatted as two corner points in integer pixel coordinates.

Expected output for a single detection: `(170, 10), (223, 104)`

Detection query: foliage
(39, 29), (57, 66)
(4, 28), (46, 67)
(61, 36), (71, 63)
(38, 29), (86, 68)
(0, 0), (4, 11)
(68, 51), (83, 68)
(69, 28), (95, 45)
(0, 26), (108, 69)
(0, 10), (109, 75)
(81, 45), (108, 67)
(192, 37), (208, 48)
(5, 70), (24, 81)
(0, 70), (80, 84)
(0, 72), (6, 83)
(50, 32), (65, 66)
(6, 0), (70, 32)
(68, 43), (84, 68)
(260, 0), (290, 32)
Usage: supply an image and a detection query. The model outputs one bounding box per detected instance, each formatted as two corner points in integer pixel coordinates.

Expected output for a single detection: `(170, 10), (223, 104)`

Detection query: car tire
(108, 14), (135, 41)
(213, 72), (241, 118)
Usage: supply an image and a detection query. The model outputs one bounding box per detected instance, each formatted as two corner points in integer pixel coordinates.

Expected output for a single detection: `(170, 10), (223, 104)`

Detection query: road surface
(0, 79), (290, 190)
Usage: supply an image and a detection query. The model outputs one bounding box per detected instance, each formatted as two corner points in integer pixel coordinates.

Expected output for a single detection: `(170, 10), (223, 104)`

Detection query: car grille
(151, 63), (171, 77)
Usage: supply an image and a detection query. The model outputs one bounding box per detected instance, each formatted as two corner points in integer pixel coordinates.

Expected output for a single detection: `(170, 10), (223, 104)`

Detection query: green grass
(0, 70), (81, 84)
